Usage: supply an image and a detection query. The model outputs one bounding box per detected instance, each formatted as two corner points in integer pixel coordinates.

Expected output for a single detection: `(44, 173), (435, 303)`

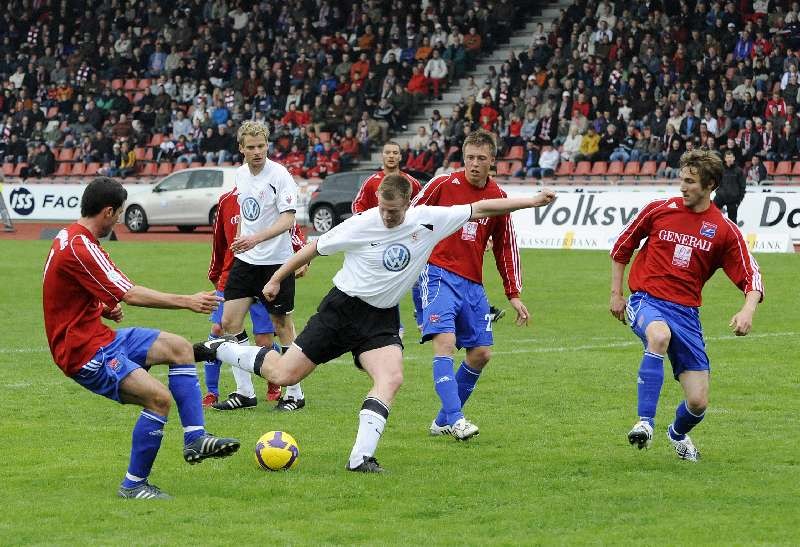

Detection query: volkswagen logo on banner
(241, 197), (261, 221)
(383, 244), (411, 271)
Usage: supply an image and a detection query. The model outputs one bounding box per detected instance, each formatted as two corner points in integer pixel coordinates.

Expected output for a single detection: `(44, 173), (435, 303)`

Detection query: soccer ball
(254, 431), (300, 471)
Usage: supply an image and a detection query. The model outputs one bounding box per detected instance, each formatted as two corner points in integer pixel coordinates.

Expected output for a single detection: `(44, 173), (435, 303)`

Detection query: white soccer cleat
(429, 420), (452, 436)
(667, 431), (701, 462)
(627, 420), (654, 450)
(450, 417), (479, 440)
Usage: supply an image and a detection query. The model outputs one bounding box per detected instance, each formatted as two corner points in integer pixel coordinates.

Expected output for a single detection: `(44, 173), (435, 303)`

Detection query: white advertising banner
(506, 188), (799, 253)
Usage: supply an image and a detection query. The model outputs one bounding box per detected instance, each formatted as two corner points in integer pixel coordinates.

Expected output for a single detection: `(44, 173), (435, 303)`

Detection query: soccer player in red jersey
(610, 150), (764, 461)
(412, 129), (529, 440)
(42, 177), (239, 499)
(205, 188), (308, 408)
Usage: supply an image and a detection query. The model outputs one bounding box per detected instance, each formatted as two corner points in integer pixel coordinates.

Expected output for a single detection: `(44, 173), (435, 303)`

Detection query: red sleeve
(412, 173), (447, 205)
(610, 199), (669, 264)
(491, 211), (522, 299)
(408, 175), (423, 198)
(290, 223), (306, 252)
(352, 173), (380, 213)
(208, 193), (232, 284)
(68, 234), (133, 307)
(720, 218), (765, 300)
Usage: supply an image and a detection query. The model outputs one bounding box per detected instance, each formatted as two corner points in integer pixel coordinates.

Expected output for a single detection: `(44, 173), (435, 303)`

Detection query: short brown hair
(237, 120), (270, 145)
(679, 149), (723, 190)
(378, 174), (412, 202)
(462, 128), (498, 158)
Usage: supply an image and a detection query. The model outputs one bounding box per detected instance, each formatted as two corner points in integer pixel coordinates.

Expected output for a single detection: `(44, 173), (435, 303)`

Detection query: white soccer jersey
(235, 160), (298, 265)
(317, 204), (472, 308)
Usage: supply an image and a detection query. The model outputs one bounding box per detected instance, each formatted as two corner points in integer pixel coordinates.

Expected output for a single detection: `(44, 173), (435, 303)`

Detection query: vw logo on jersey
(241, 197), (261, 221)
(383, 244), (411, 272)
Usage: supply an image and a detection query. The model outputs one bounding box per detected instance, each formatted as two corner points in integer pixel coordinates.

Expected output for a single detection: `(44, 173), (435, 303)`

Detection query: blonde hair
(679, 149), (723, 190)
(462, 128), (498, 158)
(378, 174), (412, 202)
(237, 120), (270, 145)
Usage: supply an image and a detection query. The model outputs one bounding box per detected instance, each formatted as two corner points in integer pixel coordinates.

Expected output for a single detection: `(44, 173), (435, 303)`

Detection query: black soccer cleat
(489, 305), (506, 323)
(183, 433), (240, 464)
(117, 481), (172, 499)
(192, 335), (236, 362)
(273, 396), (306, 412)
(211, 392), (257, 411)
(346, 456), (384, 473)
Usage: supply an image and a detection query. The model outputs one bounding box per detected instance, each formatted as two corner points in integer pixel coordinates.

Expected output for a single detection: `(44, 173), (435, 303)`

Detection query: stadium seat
(138, 79), (151, 90)
(555, 161), (574, 176)
(639, 161), (657, 176)
(124, 79), (138, 91)
(57, 148), (75, 162)
(190, 162), (204, 168)
(590, 161), (608, 175)
(12, 163), (28, 177)
(774, 161), (792, 176)
(763, 161), (775, 176)
(505, 145), (524, 160)
(156, 162), (173, 176)
(140, 163), (158, 177)
(792, 162), (800, 176)
(54, 162), (72, 176)
(494, 160), (513, 177)
(111, 79), (124, 90)
(132, 92), (144, 104)
(134, 147), (149, 161)
(148, 134), (165, 147)
(173, 162), (188, 171)
(573, 161), (592, 176)
(2, 163), (14, 177)
(623, 161), (640, 176)
(70, 163), (86, 176)
(85, 163), (101, 175)
(606, 161), (624, 176)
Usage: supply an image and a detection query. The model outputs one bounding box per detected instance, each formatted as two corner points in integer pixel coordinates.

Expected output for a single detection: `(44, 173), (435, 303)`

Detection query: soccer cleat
(183, 433), (240, 464)
(450, 417), (479, 440)
(201, 392), (218, 408)
(429, 420), (452, 436)
(117, 481), (172, 499)
(667, 431), (701, 462)
(274, 396), (305, 412)
(211, 392), (257, 411)
(346, 456), (384, 473)
(266, 382), (282, 401)
(627, 420), (654, 450)
(192, 335), (236, 362)
(489, 305), (506, 323)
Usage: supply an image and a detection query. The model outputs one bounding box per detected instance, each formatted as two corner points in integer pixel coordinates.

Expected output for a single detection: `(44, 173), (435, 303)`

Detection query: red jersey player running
(610, 149), (764, 461)
(205, 188), (307, 409)
(413, 129), (529, 440)
(42, 177), (239, 499)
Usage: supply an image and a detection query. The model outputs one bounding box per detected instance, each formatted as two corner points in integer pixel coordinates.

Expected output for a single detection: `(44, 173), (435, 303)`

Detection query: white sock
(348, 398), (389, 469)
(217, 341), (262, 374)
(285, 383), (304, 400)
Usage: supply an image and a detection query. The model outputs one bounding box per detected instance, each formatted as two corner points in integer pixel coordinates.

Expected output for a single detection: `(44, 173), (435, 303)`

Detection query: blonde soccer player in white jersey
(194, 175), (556, 472)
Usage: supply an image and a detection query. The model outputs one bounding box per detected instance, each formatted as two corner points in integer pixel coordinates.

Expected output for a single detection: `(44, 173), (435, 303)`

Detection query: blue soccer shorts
(72, 327), (160, 402)
(418, 264), (493, 349)
(626, 291), (710, 379)
(209, 290), (275, 335)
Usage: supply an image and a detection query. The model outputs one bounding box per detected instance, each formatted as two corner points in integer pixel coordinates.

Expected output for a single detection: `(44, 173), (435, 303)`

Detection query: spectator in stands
(561, 126), (582, 163)
(200, 125), (233, 165)
(658, 138), (684, 179)
(424, 49), (448, 101)
(21, 143), (56, 179)
(738, 119), (761, 161)
(746, 154), (769, 185)
(776, 123), (798, 161)
(715, 151), (747, 223)
(610, 124), (637, 163)
(573, 127), (600, 163)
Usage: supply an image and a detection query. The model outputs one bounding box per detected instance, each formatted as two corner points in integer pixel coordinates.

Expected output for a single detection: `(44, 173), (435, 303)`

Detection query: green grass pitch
(1, 240), (798, 545)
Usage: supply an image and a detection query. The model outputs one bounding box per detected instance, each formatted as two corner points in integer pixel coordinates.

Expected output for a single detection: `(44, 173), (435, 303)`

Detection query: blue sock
(122, 410), (167, 488)
(669, 400), (705, 441)
(411, 283), (423, 327)
(167, 365), (206, 445)
(455, 361), (482, 406)
(433, 356), (462, 426)
(204, 333), (221, 395)
(637, 351), (664, 427)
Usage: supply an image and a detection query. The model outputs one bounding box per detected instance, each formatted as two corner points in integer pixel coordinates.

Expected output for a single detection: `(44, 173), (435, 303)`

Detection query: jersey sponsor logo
(700, 221), (717, 239)
(461, 221), (478, 241)
(658, 229), (712, 251)
(241, 197), (261, 221)
(383, 244), (411, 271)
(9, 187), (34, 215)
(672, 244), (693, 268)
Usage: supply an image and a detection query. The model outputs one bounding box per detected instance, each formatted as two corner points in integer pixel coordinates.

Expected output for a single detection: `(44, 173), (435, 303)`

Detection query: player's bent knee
(645, 323), (671, 353)
(687, 395), (708, 414)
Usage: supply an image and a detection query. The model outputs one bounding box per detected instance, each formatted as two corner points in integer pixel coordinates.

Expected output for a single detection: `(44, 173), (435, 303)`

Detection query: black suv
(307, 169), (430, 233)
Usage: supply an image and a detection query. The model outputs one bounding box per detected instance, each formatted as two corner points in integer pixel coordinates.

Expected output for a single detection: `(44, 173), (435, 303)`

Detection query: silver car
(123, 167), (236, 233)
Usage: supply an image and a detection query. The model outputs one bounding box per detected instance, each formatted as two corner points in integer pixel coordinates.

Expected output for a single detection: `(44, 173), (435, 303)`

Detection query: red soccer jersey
(43, 224), (134, 376)
(610, 197), (764, 307)
(208, 189), (307, 291)
(412, 170), (522, 298)
(351, 170), (423, 214)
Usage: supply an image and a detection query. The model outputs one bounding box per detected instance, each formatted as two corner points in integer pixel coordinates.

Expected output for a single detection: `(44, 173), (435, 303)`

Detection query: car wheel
(209, 205), (218, 227)
(177, 225), (196, 233)
(311, 205), (336, 233)
(125, 205), (149, 233)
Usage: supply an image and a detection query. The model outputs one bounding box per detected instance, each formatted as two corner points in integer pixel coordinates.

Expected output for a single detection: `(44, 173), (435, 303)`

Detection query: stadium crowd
(0, 0), (531, 180)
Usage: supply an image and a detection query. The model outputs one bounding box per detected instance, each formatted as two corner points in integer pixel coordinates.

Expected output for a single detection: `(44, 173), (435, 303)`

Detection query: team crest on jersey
(108, 358), (120, 371)
(241, 197), (261, 221)
(411, 231), (419, 242)
(383, 244), (411, 271)
(700, 221), (717, 239)
(461, 221), (478, 241)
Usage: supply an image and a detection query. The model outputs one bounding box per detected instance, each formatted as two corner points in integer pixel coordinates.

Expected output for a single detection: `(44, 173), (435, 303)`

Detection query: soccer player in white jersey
(194, 175), (556, 472)
(216, 121), (306, 412)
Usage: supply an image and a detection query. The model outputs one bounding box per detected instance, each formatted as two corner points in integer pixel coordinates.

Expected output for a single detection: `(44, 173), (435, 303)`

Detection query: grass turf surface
(1, 241), (798, 545)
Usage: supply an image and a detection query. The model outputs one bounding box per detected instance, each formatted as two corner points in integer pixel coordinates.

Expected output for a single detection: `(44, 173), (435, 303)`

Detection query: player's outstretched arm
(609, 260), (627, 324)
(263, 241), (319, 301)
(123, 286), (223, 314)
(470, 189), (557, 219)
(729, 290), (761, 336)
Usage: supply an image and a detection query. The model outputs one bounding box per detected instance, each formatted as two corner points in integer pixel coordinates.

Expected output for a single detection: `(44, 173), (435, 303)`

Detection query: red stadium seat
(138, 78), (151, 90)
(70, 163), (86, 176)
(555, 161), (574, 176)
(606, 161), (624, 176)
(134, 147), (148, 161)
(85, 163), (101, 175)
(639, 161), (657, 176)
(623, 161), (640, 176)
(763, 161), (775, 176)
(54, 162), (72, 177)
(792, 162), (800, 176)
(148, 134), (165, 147)
(2, 163), (14, 177)
(494, 160), (514, 176)
(156, 162), (173, 176)
(139, 163), (158, 177)
(12, 163), (28, 177)
(124, 79), (138, 91)
(111, 79), (124, 90)
(190, 162), (204, 168)
(590, 161), (608, 175)
(173, 162), (188, 171)
(57, 148), (75, 162)
(573, 161), (592, 176)
(505, 145), (524, 160)
(774, 161), (792, 176)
